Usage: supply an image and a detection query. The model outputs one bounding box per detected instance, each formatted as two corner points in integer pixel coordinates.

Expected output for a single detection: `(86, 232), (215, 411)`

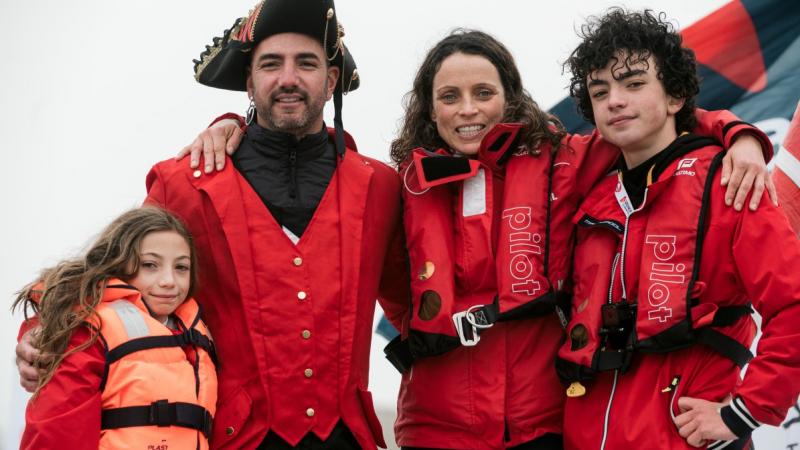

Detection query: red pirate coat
(145, 129), (408, 449)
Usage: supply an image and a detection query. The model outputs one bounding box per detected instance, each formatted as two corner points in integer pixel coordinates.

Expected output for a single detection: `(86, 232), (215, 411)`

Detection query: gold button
(193, 169), (202, 178)
(293, 257), (303, 266)
(306, 407), (315, 417)
(225, 426), (235, 435)
(297, 291), (307, 300)
(304, 368), (313, 378)
(302, 330), (311, 339)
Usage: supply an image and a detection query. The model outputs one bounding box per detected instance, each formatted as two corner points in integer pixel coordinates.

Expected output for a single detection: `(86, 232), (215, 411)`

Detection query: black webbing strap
(384, 335), (414, 373)
(101, 400), (213, 437)
(695, 328), (754, 368)
(595, 349), (628, 372)
(710, 305), (753, 327)
(107, 329), (216, 365)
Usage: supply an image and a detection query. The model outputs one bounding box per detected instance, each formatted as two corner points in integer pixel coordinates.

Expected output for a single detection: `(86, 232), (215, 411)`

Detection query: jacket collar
(245, 122), (331, 163)
(573, 133), (719, 229)
(408, 123), (524, 189)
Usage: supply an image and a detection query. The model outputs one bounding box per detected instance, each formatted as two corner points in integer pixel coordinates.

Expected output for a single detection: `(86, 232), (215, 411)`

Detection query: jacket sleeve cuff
(208, 112), (247, 131)
(720, 397), (761, 438)
(722, 121), (774, 162)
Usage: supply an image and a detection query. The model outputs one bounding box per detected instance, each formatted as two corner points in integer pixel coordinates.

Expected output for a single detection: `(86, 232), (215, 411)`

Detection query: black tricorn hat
(193, 0), (359, 94)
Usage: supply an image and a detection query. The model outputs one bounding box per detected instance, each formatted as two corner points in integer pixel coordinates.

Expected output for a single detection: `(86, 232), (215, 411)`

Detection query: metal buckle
(452, 305), (494, 347)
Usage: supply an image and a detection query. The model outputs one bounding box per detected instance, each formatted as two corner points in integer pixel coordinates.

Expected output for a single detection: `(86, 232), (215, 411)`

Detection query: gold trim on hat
(247, 1), (265, 43)
(323, 13), (344, 62)
(194, 16), (248, 81)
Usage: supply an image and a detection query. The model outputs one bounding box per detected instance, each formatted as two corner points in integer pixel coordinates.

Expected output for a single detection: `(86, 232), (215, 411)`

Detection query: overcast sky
(0, 1), (736, 447)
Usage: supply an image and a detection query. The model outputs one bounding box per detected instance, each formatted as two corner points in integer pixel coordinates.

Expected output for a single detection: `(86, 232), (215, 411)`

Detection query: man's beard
(258, 87), (326, 135)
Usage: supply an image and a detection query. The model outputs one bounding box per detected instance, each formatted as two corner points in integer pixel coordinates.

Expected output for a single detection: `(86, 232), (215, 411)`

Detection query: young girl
(13, 207), (217, 450)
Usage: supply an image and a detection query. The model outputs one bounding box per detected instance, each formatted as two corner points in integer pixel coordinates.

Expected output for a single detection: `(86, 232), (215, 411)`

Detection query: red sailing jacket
(393, 126), (620, 449)
(559, 136), (800, 450)
(145, 129), (409, 449)
(392, 124), (572, 361)
(391, 113), (772, 450)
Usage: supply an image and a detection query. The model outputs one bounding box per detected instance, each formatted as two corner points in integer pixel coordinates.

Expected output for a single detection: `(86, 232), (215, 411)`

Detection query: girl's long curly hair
(12, 206), (198, 397)
(390, 29), (565, 166)
(565, 8), (700, 133)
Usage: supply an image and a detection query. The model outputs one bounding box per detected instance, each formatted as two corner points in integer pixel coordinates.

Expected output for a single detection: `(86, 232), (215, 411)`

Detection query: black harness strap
(695, 328), (754, 368)
(384, 291), (569, 374)
(107, 330), (217, 366)
(384, 335), (414, 373)
(101, 400), (213, 437)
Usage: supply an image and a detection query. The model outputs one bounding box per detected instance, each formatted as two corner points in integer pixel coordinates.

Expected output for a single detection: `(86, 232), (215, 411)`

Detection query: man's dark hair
(566, 8), (699, 133)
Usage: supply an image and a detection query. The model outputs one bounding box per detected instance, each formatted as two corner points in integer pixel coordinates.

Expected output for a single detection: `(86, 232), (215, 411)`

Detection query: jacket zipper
(289, 149), (297, 199)
(599, 369), (619, 450)
(599, 189), (649, 450)
(607, 253), (621, 304)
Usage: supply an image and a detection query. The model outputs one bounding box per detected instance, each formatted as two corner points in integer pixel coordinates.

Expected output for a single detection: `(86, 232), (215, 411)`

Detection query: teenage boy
(556, 8), (800, 450)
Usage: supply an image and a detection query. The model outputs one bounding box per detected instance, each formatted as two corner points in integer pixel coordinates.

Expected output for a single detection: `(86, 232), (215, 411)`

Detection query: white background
(7, 1), (791, 449)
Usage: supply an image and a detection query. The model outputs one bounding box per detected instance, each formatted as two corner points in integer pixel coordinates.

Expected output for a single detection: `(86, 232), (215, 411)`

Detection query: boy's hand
(674, 397), (738, 447)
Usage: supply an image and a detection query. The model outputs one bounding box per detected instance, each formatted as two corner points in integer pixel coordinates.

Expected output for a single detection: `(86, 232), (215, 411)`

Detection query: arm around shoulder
(21, 327), (105, 450)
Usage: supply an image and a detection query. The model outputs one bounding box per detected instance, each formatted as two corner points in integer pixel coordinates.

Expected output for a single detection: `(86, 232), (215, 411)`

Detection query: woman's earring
(246, 97), (256, 125)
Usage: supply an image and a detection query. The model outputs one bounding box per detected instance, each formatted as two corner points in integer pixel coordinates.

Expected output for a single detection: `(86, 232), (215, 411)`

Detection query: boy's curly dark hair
(566, 8), (699, 133)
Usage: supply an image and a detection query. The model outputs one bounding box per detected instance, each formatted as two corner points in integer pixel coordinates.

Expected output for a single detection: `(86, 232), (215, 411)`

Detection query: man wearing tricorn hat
(147, 0), (408, 448)
(14, 0), (406, 448)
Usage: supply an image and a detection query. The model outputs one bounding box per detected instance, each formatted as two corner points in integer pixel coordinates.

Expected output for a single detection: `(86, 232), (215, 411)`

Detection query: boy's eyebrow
(588, 78), (609, 88)
(588, 68), (648, 88)
(614, 69), (647, 80)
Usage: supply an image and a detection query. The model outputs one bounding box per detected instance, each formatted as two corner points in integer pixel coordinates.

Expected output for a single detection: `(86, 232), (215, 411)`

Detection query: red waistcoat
(237, 164), (344, 442)
(145, 130), (406, 449)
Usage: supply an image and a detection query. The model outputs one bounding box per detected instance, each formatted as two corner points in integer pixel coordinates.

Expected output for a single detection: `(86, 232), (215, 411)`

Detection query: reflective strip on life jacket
(107, 300), (149, 339)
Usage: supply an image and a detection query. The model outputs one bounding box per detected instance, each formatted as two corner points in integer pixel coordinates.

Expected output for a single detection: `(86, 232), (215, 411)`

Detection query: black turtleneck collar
(245, 122), (331, 162)
(617, 133), (719, 209)
(233, 122), (337, 238)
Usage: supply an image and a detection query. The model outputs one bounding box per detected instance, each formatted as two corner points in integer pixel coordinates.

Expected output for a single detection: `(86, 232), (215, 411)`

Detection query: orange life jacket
(92, 280), (218, 450)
